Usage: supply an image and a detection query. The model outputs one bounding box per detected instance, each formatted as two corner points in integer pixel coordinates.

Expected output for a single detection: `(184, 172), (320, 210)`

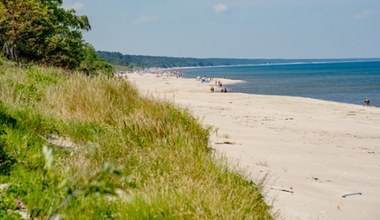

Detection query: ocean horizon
(181, 60), (380, 107)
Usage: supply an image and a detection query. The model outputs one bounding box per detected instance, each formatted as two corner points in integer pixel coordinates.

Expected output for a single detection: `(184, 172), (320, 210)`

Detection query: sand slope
(127, 73), (380, 220)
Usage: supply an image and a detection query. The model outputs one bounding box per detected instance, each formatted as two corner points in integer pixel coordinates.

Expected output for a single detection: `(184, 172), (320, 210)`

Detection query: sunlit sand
(128, 72), (380, 220)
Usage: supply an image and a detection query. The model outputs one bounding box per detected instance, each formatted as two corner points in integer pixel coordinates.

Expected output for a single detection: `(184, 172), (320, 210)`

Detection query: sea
(181, 61), (380, 107)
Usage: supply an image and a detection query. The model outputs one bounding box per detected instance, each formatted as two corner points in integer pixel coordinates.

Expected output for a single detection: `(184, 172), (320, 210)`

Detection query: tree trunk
(2, 40), (18, 61)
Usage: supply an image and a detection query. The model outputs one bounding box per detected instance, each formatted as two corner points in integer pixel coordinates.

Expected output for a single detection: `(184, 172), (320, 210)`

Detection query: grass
(0, 59), (272, 219)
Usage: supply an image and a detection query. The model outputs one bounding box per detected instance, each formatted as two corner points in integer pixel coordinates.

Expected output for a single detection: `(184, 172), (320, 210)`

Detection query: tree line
(0, 0), (112, 75)
(97, 51), (274, 69)
(97, 51), (374, 69)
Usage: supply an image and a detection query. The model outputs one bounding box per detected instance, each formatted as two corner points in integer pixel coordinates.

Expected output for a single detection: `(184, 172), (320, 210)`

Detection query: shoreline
(179, 81), (379, 109)
(176, 72), (379, 108)
(127, 72), (380, 220)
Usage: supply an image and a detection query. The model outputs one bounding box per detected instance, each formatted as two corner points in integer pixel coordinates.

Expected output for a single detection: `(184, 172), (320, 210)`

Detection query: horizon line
(97, 51), (380, 61)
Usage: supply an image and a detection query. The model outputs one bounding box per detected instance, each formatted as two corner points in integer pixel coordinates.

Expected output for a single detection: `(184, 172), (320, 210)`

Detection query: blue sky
(63, 0), (380, 59)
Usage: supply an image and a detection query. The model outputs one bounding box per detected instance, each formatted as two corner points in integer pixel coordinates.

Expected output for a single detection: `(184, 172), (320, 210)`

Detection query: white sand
(127, 73), (380, 220)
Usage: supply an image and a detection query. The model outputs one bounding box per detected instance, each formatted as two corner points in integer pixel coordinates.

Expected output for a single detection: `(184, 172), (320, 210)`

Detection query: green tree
(79, 44), (114, 76)
(0, 0), (91, 69)
(0, 0), (46, 61)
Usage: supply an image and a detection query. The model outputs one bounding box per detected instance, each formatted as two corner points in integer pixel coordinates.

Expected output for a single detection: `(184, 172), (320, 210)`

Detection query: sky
(62, 0), (380, 59)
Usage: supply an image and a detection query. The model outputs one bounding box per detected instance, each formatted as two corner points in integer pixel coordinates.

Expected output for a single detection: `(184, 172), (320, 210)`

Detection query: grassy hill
(0, 59), (272, 219)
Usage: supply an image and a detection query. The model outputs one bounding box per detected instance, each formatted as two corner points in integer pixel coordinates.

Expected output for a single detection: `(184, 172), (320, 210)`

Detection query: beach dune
(127, 73), (380, 220)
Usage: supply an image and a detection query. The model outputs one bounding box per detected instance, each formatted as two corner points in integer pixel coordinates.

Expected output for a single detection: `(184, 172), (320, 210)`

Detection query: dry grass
(0, 61), (272, 219)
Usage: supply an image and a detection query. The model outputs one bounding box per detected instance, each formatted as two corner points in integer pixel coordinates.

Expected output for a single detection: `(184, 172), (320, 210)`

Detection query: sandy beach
(127, 73), (380, 220)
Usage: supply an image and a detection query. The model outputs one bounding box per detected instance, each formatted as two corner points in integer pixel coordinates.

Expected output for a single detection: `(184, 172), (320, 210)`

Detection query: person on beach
(210, 86), (215, 92)
(364, 99), (370, 106)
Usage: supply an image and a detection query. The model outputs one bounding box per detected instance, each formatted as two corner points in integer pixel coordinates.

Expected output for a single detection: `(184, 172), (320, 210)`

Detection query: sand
(126, 73), (380, 220)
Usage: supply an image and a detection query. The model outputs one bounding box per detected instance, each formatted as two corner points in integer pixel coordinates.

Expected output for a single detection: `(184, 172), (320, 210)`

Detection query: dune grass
(0, 60), (272, 219)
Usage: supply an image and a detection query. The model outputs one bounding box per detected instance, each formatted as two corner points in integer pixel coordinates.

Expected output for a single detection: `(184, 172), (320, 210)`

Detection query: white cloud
(62, 2), (84, 11)
(353, 10), (376, 20)
(213, 4), (228, 14)
(134, 16), (159, 24)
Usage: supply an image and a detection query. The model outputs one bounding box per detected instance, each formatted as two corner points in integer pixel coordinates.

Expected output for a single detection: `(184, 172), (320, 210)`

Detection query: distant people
(210, 86), (215, 92)
(364, 99), (370, 106)
(221, 87), (227, 93)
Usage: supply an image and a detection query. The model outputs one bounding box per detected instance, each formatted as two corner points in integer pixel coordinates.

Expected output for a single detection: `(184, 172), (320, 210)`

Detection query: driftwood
(342, 192), (362, 198)
(215, 141), (236, 145)
(270, 187), (294, 194)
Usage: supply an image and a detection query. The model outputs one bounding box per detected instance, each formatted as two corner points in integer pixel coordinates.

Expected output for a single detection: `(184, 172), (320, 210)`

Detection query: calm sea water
(181, 61), (380, 107)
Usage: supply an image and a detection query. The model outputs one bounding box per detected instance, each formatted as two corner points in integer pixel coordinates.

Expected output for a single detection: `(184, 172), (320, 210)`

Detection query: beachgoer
(210, 86), (215, 92)
(364, 99), (370, 106)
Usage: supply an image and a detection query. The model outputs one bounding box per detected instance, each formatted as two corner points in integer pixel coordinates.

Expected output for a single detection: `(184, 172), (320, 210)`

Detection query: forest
(0, 0), (112, 75)
(97, 51), (374, 69)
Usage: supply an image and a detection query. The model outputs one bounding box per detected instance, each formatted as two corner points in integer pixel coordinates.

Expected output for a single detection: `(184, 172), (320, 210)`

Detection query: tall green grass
(0, 59), (272, 219)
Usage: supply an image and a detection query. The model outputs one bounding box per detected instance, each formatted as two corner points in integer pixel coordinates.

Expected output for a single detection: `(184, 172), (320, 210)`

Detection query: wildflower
(16, 199), (24, 209)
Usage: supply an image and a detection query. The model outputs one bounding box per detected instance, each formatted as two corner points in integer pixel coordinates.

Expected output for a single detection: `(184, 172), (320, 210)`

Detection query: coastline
(168, 58), (380, 71)
(127, 73), (380, 220)
(177, 61), (380, 108)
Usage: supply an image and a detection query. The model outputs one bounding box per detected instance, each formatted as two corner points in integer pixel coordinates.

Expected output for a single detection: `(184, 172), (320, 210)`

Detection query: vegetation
(0, 1), (272, 218)
(97, 51), (377, 69)
(0, 0), (112, 75)
(79, 44), (113, 76)
(97, 51), (273, 69)
(0, 58), (272, 219)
